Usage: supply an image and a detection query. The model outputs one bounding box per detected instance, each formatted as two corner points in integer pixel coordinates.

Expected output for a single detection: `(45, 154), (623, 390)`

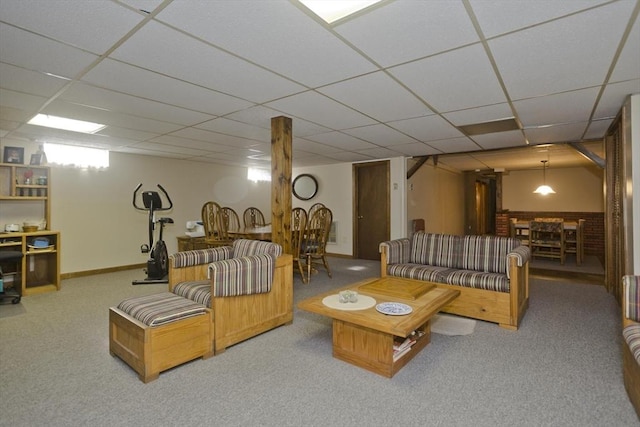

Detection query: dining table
(228, 225), (272, 241)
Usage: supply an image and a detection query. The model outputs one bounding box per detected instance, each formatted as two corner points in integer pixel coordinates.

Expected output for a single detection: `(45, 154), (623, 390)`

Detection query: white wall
(292, 156), (407, 255)
(1, 143), (272, 274)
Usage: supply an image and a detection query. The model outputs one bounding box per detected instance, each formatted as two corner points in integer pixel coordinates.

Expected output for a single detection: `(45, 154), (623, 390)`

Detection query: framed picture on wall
(3, 146), (24, 164)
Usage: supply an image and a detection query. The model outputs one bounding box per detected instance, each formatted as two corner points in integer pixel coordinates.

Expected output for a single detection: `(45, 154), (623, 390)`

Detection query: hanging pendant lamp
(533, 160), (555, 195)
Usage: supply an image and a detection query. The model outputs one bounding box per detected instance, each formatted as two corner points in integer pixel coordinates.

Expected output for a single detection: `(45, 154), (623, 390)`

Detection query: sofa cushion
(410, 233), (461, 269)
(387, 263), (453, 283)
(442, 269), (510, 292)
(624, 275), (640, 322)
(459, 235), (520, 275)
(624, 325), (640, 364)
(170, 246), (232, 268)
(173, 280), (211, 307)
(233, 239), (282, 258)
(117, 292), (207, 327)
(209, 253), (277, 297)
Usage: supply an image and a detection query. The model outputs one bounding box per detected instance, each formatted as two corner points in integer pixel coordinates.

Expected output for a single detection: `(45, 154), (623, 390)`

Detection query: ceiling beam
(568, 142), (605, 169)
(407, 155), (430, 179)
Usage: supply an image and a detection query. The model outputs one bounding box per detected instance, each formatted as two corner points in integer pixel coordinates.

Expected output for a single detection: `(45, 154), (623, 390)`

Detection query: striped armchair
(623, 275), (640, 418)
(380, 232), (530, 330)
(168, 239), (293, 354)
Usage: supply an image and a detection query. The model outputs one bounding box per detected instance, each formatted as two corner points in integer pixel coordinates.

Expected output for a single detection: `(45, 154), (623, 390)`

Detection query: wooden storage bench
(109, 292), (213, 383)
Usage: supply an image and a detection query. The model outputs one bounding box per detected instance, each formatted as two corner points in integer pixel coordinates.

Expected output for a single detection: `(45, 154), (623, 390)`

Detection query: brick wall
(496, 211), (604, 257)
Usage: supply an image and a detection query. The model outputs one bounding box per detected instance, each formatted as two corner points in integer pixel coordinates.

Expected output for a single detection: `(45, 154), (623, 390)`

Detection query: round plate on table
(375, 302), (412, 316)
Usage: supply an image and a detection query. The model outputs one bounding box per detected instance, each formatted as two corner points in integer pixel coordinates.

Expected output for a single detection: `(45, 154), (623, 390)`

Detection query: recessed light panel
(28, 114), (106, 134)
(300, 0), (382, 24)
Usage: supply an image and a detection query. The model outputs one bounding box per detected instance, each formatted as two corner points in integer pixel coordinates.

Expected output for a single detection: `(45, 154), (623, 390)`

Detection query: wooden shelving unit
(0, 163), (60, 295)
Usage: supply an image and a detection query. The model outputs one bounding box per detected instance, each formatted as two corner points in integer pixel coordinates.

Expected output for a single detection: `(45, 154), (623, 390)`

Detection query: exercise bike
(132, 183), (174, 285)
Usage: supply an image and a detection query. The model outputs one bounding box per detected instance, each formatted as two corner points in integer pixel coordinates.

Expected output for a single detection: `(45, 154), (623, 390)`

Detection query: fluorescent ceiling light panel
(300, 0), (382, 23)
(28, 114), (106, 134)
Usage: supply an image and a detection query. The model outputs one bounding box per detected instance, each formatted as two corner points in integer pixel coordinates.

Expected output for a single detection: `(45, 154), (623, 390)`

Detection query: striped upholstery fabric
(379, 238), (410, 264)
(623, 325), (640, 364)
(170, 246), (232, 268)
(117, 292), (207, 327)
(410, 233), (460, 268)
(209, 253), (277, 297)
(443, 270), (510, 292)
(459, 235), (520, 274)
(387, 264), (453, 282)
(624, 275), (640, 322)
(507, 245), (531, 279)
(232, 239), (282, 258)
(173, 280), (211, 306)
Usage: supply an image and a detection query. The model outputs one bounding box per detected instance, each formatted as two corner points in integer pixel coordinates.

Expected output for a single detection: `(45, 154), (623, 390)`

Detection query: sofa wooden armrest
(168, 252), (293, 354)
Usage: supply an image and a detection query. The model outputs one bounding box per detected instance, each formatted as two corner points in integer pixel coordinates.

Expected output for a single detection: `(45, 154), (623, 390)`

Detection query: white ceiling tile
(327, 152), (376, 163)
(318, 71), (431, 122)
(595, 80), (640, 119)
(471, 130), (527, 150)
(306, 131), (377, 151)
(61, 83), (214, 126)
(389, 44), (507, 113)
(342, 124), (417, 146)
(0, 24), (97, 79)
(584, 118), (613, 140)
(157, 0), (377, 87)
(42, 100), (183, 134)
(490, 0), (635, 100)
(293, 138), (342, 155)
(514, 87), (599, 127)
(0, 0), (144, 54)
(266, 91), (376, 130)
(96, 126), (158, 142)
(524, 122), (589, 144)
(470, 0), (609, 38)
(82, 59), (252, 116)
(380, 142), (440, 157)
(0, 63), (69, 98)
(130, 140), (208, 156)
(335, 0), (478, 67)
(110, 21), (305, 103)
(196, 118), (270, 142)
(0, 89), (47, 116)
(169, 128), (259, 149)
(13, 124), (130, 150)
(428, 137), (483, 154)
(610, 15), (640, 83)
(389, 115), (464, 142)
(118, 1), (165, 13)
(355, 147), (401, 159)
(443, 103), (514, 126)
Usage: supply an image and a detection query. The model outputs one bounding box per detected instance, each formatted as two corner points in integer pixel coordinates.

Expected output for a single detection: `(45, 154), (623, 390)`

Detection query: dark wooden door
(354, 161), (389, 260)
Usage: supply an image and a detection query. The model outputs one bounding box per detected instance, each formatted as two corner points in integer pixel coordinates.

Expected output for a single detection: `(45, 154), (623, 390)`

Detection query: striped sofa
(168, 239), (293, 354)
(623, 275), (640, 418)
(380, 232), (531, 330)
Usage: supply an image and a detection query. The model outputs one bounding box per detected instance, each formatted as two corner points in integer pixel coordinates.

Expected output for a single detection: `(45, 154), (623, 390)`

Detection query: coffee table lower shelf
(332, 318), (430, 378)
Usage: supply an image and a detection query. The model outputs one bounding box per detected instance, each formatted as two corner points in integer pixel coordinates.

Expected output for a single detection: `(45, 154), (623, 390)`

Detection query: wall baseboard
(61, 264), (145, 280)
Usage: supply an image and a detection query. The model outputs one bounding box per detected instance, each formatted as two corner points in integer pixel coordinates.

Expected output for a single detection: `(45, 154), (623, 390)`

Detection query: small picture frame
(30, 153), (43, 166)
(3, 146), (24, 164)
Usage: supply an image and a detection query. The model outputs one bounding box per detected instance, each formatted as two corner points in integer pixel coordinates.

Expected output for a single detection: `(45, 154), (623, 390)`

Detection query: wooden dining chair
(529, 220), (565, 264)
(221, 207), (241, 236)
(243, 207), (268, 228)
(291, 207), (308, 283)
(307, 202), (325, 222)
(301, 206), (333, 283)
(201, 201), (233, 248)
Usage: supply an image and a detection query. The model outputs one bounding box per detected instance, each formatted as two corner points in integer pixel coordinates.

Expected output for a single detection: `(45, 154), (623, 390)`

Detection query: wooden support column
(271, 116), (292, 254)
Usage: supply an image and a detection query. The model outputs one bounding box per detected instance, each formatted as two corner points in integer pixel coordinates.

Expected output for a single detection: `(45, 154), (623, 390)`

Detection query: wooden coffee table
(297, 276), (460, 377)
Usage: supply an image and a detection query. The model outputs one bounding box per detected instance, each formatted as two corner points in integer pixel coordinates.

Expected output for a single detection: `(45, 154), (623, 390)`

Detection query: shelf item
(0, 231), (60, 297)
(0, 163), (51, 230)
